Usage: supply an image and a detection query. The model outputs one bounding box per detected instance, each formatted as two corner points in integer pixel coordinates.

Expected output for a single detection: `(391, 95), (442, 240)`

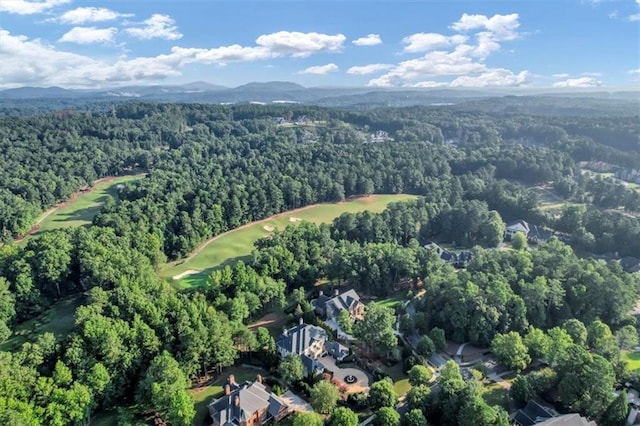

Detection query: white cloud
(170, 45), (273, 64)
(552, 73), (570, 78)
(627, 68), (640, 74)
(402, 33), (467, 52)
(352, 34), (382, 46)
(299, 63), (339, 75)
(552, 77), (603, 88)
(412, 81), (448, 88)
(450, 69), (531, 87)
(346, 63), (394, 75)
(255, 31), (345, 57)
(0, 29), (185, 88)
(58, 27), (117, 44)
(125, 14), (182, 40)
(0, 0), (69, 15)
(628, 13), (640, 21)
(451, 13), (521, 41)
(581, 72), (602, 77)
(59, 7), (133, 24)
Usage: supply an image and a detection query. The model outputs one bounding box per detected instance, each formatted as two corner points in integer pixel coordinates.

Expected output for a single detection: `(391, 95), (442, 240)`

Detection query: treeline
(3, 101), (636, 246)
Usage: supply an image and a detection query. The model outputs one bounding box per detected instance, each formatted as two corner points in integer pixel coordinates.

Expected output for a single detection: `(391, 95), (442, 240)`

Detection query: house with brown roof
(208, 374), (289, 426)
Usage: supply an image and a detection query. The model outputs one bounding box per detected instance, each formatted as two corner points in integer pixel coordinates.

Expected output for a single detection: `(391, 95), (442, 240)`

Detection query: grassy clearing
(371, 291), (408, 311)
(191, 367), (261, 425)
(0, 295), (84, 352)
(162, 194), (418, 288)
(21, 173), (145, 243)
(393, 378), (411, 396)
(624, 351), (640, 371)
(482, 382), (509, 410)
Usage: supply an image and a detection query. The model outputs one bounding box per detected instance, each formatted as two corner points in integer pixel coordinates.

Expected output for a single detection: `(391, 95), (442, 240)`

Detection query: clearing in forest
(17, 173), (146, 243)
(161, 194), (418, 288)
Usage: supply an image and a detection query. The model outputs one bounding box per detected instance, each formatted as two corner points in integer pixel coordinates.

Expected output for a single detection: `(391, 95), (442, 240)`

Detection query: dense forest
(0, 100), (639, 425)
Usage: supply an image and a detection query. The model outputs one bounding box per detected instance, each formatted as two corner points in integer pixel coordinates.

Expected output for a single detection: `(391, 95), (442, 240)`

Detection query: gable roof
(276, 323), (327, 355)
(506, 220), (530, 233)
(513, 400), (557, 426)
(316, 290), (362, 316)
(529, 224), (553, 242)
(536, 414), (596, 426)
(325, 341), (349, 359)
(208, 380), (288, 425)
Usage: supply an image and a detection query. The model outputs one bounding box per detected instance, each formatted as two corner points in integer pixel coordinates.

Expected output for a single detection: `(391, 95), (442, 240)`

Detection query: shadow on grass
(178, 255), (253, 290)
(53, 195), (110, 223)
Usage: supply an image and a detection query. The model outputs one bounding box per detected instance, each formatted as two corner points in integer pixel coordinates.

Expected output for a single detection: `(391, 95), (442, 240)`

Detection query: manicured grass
(162, 194), (418, 288)
(393, 378), (411, 396)
(482, 383), (509, 410)
(0, 294), (84, 352)
(191, 367), (262, 425)
(21, 173), (145, 243)
(624, 351), (640, 371)
(371, 291), (409, 311)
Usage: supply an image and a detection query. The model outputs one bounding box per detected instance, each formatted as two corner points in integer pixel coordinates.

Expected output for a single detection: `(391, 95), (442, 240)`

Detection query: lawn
(161, 194), (418, 289)
(371, 291), (409, 311)
(0, 294), (84, 352)
(191, 367), (262, 425)
(20, 173), (145, 243)
(482, 382), (509, 410)
(624, 351), (640, 371)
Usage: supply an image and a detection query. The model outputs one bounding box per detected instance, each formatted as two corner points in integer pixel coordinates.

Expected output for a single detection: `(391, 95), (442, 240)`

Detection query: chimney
(283, 326), (288, 336)
(256, 374), (263, 384)
(319, 290), (323, 297)
(229, 374), (235, 385)
(299, 317), (304, 325)
(334, 288), (339, 296)
(234, 396), (240, 407)
(224, 384), (231, 395)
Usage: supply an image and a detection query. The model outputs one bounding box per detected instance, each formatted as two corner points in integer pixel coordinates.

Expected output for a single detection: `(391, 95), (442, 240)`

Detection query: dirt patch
(173, 269), (201, 280)
(248, 312), (286, 332)
(289, 217), (302, 222)
(263, 225), (275, 232)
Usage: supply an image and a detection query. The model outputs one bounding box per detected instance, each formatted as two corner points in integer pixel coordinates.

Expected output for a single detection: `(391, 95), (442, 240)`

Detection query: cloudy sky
(1, 0), (639, 89)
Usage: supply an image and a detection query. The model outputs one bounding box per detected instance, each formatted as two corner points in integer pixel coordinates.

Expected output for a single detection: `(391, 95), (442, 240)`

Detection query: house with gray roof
(208, 374), (289, 426)
(276, 319), (350, 376)
(314, 289), (364, 322)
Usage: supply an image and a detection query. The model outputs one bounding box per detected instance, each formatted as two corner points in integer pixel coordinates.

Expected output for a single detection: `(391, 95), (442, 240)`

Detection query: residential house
(274, 117), (286, 125)
(505, 220), (530, 240)
(208, 374), (289, 426)
(423, 242), (473, 268)
(505, 220), (552, 244)
(314, 289), (364, 322)
(369, 130), (389, 143)
(513, 400), (558, 426)
(535, 414), (596, 426)
(276, 319), (350, 376)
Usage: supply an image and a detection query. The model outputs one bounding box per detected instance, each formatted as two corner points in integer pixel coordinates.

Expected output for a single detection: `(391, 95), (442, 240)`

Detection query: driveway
(281, 390), (312, 413)
(319, 356), (370, 392)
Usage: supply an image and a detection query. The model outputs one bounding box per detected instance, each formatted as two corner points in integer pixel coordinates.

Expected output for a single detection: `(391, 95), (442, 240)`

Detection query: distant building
(512, 400), (558, 426)
(208, 374), (289, 426)
(504, 220), (552, 244)
(423, 242), (473, 268)
(369, 130), (389, 143)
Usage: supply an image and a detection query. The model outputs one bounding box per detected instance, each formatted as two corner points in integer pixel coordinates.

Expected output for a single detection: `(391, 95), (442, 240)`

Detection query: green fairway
(624, 351), (640, 371)
(20, 173), (145, 243)
(0, 295), (84, 352)
(161, 194), (418, 288)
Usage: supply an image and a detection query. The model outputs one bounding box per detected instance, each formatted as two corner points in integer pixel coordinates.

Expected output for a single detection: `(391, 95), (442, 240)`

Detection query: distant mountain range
(1, 81), (638, 113)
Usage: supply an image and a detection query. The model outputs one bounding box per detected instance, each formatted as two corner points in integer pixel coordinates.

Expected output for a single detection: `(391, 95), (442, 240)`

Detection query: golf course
(161, 194), (418, 288)
(17, 173), (145, 243)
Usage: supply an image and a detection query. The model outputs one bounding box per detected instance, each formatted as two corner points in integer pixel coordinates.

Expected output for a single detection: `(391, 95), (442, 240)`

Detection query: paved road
(319, 356), (370, 391)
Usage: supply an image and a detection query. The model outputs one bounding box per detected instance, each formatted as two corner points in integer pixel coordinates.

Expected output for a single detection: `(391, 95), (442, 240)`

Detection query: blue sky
(1, 0), (639, 89)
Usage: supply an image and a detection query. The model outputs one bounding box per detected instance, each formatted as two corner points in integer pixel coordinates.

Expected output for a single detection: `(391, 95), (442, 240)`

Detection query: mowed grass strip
(21, 173), (146, 243)
(624, 351), (640, 371)
(162, 194), (418, 288)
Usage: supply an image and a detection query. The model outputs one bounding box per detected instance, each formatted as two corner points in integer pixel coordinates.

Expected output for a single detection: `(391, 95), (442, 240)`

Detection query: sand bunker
(263, 225), (275, 232)
(173, 269), (200, 280)
(289, 217), (302, 222)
